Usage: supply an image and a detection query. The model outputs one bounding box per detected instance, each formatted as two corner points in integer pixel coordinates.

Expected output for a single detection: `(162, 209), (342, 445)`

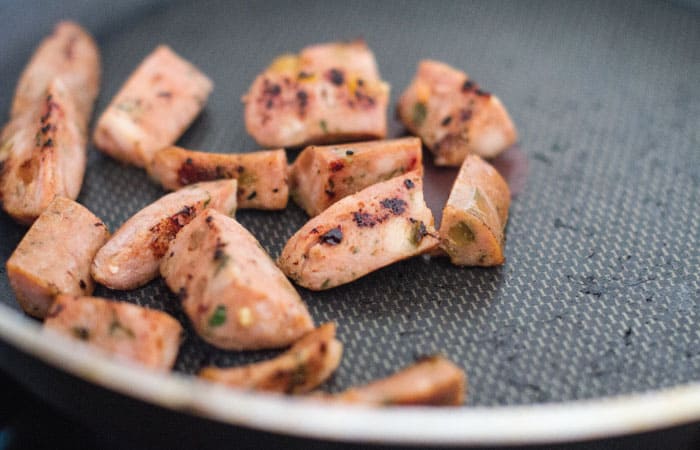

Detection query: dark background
(0, 0), (699, 448)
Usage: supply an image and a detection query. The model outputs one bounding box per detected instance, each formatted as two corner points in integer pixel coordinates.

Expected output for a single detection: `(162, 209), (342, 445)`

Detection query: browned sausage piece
(243, 40), (389, 148)
(398, 60), (517, 166)
(199, 323), (342, 394)
(91, 180), (237, 290)
(93, 45), (213, 167)
(279, 171), (439, 290)
(439, 154), (510, 266)
(6, 197), (109, 318)
(44, 295), (182, 371)
(1, 22), (100, 223)
(147, 146), (288, 210)
(290, 137), (423, 217)
(11, 21), (100, 126)
(160, 209), (313, 350)
(1, 80), (89, 224)
(328, 356), (466, 406)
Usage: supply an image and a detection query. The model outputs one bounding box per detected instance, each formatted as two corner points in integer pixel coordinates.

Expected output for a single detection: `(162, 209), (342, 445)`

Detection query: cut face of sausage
(439, 154), (510, 266)
(325, 355), (466, 406)
(93, 45), (213, 167)
(243, 40), (389, 148)
(398, 60), (517, 166)
(6, 197), (109, 318)
(91, 180), (237, 290)
(44, 295), (182, 371)
(290, 137), (423, 216)
(147, 146), (288, 210)
(160, 209), (313, 350)
(199, 323), (342, 394)
(279, 171), (439, 290)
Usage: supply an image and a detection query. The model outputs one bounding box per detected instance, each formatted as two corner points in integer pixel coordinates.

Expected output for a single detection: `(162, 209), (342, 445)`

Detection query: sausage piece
(93, 45), (213, 167)
(6, 197), (109, 318)
(1, 80), (89, 224)
(439, 154), (510, 266)
(160, 209), (313, 350)
(147, 146), (288, 210)
(326, 356), (466, 406)
(199, 323), (342, 394)
(398, 60), (517, 166)
(279, 171), (439, 290)
(44, 295), (182, 371)
(243, 40), (389, 148)
(1, 22), (99, 223)
(91, 180), (237, 290)
(290, 137), (423, 216)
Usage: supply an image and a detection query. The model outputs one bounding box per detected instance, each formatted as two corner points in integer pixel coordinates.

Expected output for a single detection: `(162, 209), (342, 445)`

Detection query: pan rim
(0, 302), (698, 445)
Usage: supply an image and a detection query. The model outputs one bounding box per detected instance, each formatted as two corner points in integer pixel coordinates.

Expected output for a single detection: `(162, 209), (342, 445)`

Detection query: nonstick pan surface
(0, 0), (698, 445)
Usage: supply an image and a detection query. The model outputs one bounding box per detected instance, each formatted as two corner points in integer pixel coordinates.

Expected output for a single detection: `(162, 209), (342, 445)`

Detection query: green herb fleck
(319, 119), (328, 134)
(321, 279), (331, 289)
(237, 171), (258, 187)
(109, 320), (135, 338)
(412, 102), (427, 126)
(203, 194), (211, 208)
(351, 246), (360, 254)
(208, 305), (227, 327)
(409, 220), (428, 246)
(71, 326), (90, 341)
(214, 251), (230, 275)
(448, 221), (475, 245)
(287, 363), (308, 393)
(0, 140), (13, 159)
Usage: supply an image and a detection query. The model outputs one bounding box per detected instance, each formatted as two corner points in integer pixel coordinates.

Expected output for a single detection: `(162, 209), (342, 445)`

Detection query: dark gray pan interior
(0, 0), (698, 407)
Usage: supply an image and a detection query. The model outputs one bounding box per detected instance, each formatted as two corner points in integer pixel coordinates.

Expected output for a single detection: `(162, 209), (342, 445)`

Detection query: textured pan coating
(0, 0), (697, 409)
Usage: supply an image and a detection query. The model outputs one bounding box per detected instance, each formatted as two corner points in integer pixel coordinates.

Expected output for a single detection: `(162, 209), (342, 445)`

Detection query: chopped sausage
(147, 146), (288, 210)
(1, 22), (100, 223)
(6, 197), (109, 318)
(439, 154), (510, 266)
(243, 40), (389, 148)
(278, 171), (439, 290)
(199, 322), (342, 394)
(93, 45), (213, 167)
(44, 295), (182, 371)
(398, 60), (517, 166)
(325, 355), (466, 406)
(160, 209), (313, 350)
(1, 80), (88, 223)
(290, 137), (423, 216)
(91, 180), (237, 290)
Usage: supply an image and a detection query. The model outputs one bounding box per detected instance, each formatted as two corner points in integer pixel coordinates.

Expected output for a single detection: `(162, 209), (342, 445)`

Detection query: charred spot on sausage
(380, 198), (408, 215)
(319, 226), (343, 245)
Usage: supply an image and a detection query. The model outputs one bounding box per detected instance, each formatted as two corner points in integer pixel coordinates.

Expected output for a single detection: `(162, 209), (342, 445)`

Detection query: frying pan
(0, 0), (698, 447)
